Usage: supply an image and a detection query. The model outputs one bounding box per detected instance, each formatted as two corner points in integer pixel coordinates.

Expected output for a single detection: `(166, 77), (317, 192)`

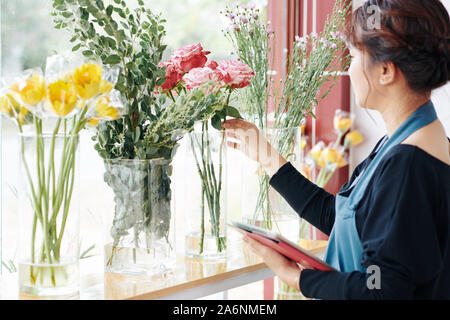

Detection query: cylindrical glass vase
(182, 122), (227, 260)
(242, 127), (303, 230)
(103, 158), (176, 277)
(18, 133), (80, 298)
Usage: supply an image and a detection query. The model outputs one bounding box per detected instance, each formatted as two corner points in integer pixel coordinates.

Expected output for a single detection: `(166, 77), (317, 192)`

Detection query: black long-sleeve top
(269, 136), (450, 300)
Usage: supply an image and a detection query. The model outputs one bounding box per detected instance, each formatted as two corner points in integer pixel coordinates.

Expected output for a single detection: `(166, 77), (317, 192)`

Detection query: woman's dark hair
(344, 0), (450, 92)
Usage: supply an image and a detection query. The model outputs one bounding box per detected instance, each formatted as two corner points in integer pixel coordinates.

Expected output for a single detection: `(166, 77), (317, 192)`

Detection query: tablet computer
(229, 221), (336, 271)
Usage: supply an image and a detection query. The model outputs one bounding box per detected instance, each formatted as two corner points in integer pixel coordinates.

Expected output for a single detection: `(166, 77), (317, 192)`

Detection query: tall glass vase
(103, 158), (176, 277)
(18, 132), (80, 298)
(183, 122), (227, 260)
(242, 127), (303, 230)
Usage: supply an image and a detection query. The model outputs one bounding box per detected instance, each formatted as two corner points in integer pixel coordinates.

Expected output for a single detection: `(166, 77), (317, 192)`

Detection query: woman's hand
(223, 119), (287, 177)
(243, 235), (303, 292)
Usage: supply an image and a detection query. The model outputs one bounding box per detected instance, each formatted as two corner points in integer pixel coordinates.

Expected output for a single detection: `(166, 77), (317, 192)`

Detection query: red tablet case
(230, 221), (336, 272)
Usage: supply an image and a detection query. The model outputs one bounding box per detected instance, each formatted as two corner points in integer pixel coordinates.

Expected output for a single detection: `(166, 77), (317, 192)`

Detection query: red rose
(159, 61), (183, 91)
(217, 60), (255, 89)
(171, 43), (211, 74)
(183, 67), (224, 91)
(205, 61), (219, 70)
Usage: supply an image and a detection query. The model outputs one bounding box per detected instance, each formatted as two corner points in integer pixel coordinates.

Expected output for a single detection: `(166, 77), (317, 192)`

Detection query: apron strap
(348, 101), (438, 210)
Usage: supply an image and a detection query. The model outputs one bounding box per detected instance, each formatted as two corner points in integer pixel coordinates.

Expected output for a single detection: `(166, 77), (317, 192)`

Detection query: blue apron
(324, 101), (438, 272)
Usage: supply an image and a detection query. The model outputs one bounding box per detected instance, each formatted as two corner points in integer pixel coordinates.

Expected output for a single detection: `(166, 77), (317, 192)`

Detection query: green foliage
(103, 158), (172, 250)
(223, 0), (351, 225)
(224, 0), (351, 157)
(273, 0), (352, 156)
(222, 5), (271, 130)
(94, 86), (231, 161)
(52, 0), (171, 160)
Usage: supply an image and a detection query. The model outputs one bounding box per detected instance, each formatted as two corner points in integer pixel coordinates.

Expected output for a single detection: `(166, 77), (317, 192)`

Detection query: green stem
(55, 135), (77, 257)
(316, 167), (327, 187)
(48, 118), (62, 207)
(190, 126), (219, 254)
(33, 117), (53, 265)
(199, 185), (205, 254)
(19, 122), (41, 284)
(203, 124), (221, 250)
(189, 133), (209, 254)
(50, 108), (85, 228)
(322, 169), (336, 188)
(47, 118), (62, 253)
(333, 132), (344, 150)
(167, 90), (176, 103)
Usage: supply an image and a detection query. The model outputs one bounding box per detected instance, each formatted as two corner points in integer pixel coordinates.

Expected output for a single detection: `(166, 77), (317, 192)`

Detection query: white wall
(349, 0), (450, 173)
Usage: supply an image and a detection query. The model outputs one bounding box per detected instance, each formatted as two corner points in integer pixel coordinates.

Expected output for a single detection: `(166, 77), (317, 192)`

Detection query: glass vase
(182, 122), (227, 260)
(242, 127), (303, 229)
(18, 133), (80, 298)
(103, 158), (176, 277)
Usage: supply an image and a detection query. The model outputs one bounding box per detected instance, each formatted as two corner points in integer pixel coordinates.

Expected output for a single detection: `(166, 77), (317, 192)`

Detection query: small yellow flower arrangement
(303, 110), (364, 188)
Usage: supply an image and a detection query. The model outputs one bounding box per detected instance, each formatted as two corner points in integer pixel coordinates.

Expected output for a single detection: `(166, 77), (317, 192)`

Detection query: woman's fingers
(225, 130), (242, 150)
(222, 118), (244, 128)
(244, 236), (298, 272)
(223, 118), (255, 131)
(225, 130), (238, 140)
(227, 141), (240, 150)
(243, 235), (269, 257)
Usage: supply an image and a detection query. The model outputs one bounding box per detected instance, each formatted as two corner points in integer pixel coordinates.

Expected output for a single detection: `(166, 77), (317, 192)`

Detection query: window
(0, 0), (267, 299)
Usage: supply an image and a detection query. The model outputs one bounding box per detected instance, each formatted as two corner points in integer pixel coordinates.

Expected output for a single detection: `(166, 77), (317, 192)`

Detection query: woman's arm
(270, 162), (336, 236)
(224, 119), (336, 234)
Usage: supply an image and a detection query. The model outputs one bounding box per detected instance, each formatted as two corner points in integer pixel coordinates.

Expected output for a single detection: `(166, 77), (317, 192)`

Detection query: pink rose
(159, 61), (183, 91)
(217, 60), (255, 89)
(183, 67), (224, 91)
(205, 61), (219, 70)
(170, 43), (211, 74)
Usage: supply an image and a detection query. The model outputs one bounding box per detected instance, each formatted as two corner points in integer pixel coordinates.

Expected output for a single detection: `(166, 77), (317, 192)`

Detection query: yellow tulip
(87, 118), (100, 127)
(310, 143), (324, 163)
(93, 96), (118, 120)
(321, 148), (340, 164)
(300, 138), (307, 151)
(0, 93), (32, 125)
(345, 130), (363, 147)
(72, 63), (102, 100)
(0, 94), (17, 118)
(333, 117), (353, 132)
(317, 157), (326, 168)
(298, 120), (306, 135)
(18, 106), (31, 125)
(46, 79), (78, 117)
(10, 74), (46, 106)
(99, 80), (114, 95)
(337, 155), (348, 169)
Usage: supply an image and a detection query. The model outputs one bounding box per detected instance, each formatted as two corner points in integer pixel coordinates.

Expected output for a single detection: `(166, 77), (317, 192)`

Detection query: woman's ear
(379, 61), (396, 86)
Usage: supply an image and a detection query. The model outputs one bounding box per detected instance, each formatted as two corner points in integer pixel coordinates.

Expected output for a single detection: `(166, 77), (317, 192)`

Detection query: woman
(225, 0), (450, 299)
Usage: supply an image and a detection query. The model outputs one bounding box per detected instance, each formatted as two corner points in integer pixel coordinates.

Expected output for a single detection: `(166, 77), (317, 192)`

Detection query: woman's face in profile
(348, 46), (377, 110)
